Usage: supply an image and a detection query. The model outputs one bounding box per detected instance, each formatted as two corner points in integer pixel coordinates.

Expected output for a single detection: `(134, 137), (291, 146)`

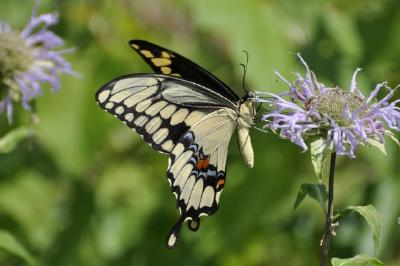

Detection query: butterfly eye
(245, 91), (256, 100)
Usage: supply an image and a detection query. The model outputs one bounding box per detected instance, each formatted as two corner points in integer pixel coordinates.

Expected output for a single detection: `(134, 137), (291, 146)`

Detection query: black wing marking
(165, 108), (237, 248)
(129, 39), (240, 102)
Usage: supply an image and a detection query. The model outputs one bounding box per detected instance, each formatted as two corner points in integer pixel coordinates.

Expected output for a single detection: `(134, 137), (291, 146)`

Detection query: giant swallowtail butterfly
(96, 40), (255, 248)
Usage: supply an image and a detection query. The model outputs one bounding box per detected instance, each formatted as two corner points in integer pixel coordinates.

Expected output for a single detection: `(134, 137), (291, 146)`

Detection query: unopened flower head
(257, 54), (400, 158)
(0, 6), (74, 123)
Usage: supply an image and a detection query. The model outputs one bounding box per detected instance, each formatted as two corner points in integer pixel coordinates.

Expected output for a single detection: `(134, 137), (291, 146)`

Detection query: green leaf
(367, 137), (387, 156)
(336, 205), (382, 255)
(0, 127), (31, 153)
(385, 130), (400, 147)
(0, 230), (36, 265)
(322, 5), (362, 60)
(310, 137), (329, 181)
(331, 255), (384, 266)
(293, 183), (328, 211)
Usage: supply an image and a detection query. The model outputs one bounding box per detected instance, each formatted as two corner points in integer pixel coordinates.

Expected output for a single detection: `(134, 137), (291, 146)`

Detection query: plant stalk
(321, 152), (336, 266)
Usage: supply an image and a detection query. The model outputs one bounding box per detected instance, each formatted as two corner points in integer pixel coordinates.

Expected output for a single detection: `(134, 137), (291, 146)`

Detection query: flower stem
(321, 152), (336, 266)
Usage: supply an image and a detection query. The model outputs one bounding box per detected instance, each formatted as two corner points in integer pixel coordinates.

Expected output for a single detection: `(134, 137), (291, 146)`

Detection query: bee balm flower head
(257, 55), (400, 158)
(0, 6), (73, 123)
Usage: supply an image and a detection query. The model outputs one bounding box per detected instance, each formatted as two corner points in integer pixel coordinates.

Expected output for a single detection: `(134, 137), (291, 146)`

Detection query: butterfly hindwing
(129, 40), (240, 102)
(165, 108), (237, 247)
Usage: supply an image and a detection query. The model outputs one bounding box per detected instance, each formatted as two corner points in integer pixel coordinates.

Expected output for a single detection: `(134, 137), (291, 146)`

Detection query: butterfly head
(243, 90), (256, 102)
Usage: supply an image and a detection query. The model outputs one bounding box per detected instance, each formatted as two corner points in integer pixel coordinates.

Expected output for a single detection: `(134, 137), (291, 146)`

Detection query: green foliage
(367, 137), (387, 156)
(0, 231), (36, 265)
(293, 183), (328, 211)
(331, 255), (384, 266)
(385, 130), (400, 147)
(336, 205), (382, 255)
(0, 127), (31, 153)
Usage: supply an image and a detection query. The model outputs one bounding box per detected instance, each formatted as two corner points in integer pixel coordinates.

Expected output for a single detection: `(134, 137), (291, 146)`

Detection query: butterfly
(95, 40), (256, 248)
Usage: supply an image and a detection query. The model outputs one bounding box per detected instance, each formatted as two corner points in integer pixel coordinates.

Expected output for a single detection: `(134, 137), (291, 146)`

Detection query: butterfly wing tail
(166, 216), (185, 248)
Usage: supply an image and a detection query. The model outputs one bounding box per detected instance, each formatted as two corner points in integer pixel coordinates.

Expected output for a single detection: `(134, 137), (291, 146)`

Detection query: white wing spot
(97, 90), (110, 103)
(161, 51), (171, 58)
(105, 102), (114, 109)
(115, 106), (124, 115)
(187, 178), (204, 211)
(124, 113), (134, 122)
(215, 191), (222, 204)
(134, 115), (148, 127)
(169, 150), (193, 175)
(160, 105), (177, 119)
(167, 233), (177, 248)
(180, 175), (196, 204)
(112, 77), (157, 94)
(200, 186), (215, 208)
(109, 90), (133, 103)
(135, 99), (152, 112)
(184, 111), (205, 127)
(161, 140), (174, 152)
(145, 116), (162, 134)
(140, 49), (154, 58)
(145, 100), (168, 116)
(151, 57), (171, 67)
(170, 108), (189, 126)
(171, 143), (185, 158)
(152, 128), (169, 144)
(173, 165), (194, 188)
(124, 86), (157, 107)
(161, 66), (172, 74)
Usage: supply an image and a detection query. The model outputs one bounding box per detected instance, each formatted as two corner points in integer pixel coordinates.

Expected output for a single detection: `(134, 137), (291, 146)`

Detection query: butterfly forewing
(96, 74), (230, 153)
(129, 40), (240, 102)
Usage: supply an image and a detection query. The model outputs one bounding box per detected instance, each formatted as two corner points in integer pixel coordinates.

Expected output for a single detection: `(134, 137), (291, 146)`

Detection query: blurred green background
(1, 0), (400, 265)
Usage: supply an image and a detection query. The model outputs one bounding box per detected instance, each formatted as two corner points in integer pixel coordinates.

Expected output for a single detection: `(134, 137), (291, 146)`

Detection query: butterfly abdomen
(237, 100), (256, 168)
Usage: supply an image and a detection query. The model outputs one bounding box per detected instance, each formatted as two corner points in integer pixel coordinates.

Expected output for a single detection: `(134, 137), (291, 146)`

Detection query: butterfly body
(96, 40), (255, 248)
(238, 98), (256, 168)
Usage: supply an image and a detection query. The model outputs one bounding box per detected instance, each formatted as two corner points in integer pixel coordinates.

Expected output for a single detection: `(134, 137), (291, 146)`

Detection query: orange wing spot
(196, 159), (209, 170)
(216, 179), (225, 187)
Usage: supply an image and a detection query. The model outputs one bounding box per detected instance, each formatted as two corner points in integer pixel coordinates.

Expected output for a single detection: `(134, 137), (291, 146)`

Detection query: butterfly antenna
(240, 50), (249, 94)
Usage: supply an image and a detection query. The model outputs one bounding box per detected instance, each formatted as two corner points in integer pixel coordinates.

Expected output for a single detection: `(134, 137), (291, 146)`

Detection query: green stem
(321, 152), (336, 266)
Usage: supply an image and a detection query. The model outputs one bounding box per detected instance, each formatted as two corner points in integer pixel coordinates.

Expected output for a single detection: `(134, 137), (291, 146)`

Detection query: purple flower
(257, 54), (400, 158)
(0, 5), (74, 123)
